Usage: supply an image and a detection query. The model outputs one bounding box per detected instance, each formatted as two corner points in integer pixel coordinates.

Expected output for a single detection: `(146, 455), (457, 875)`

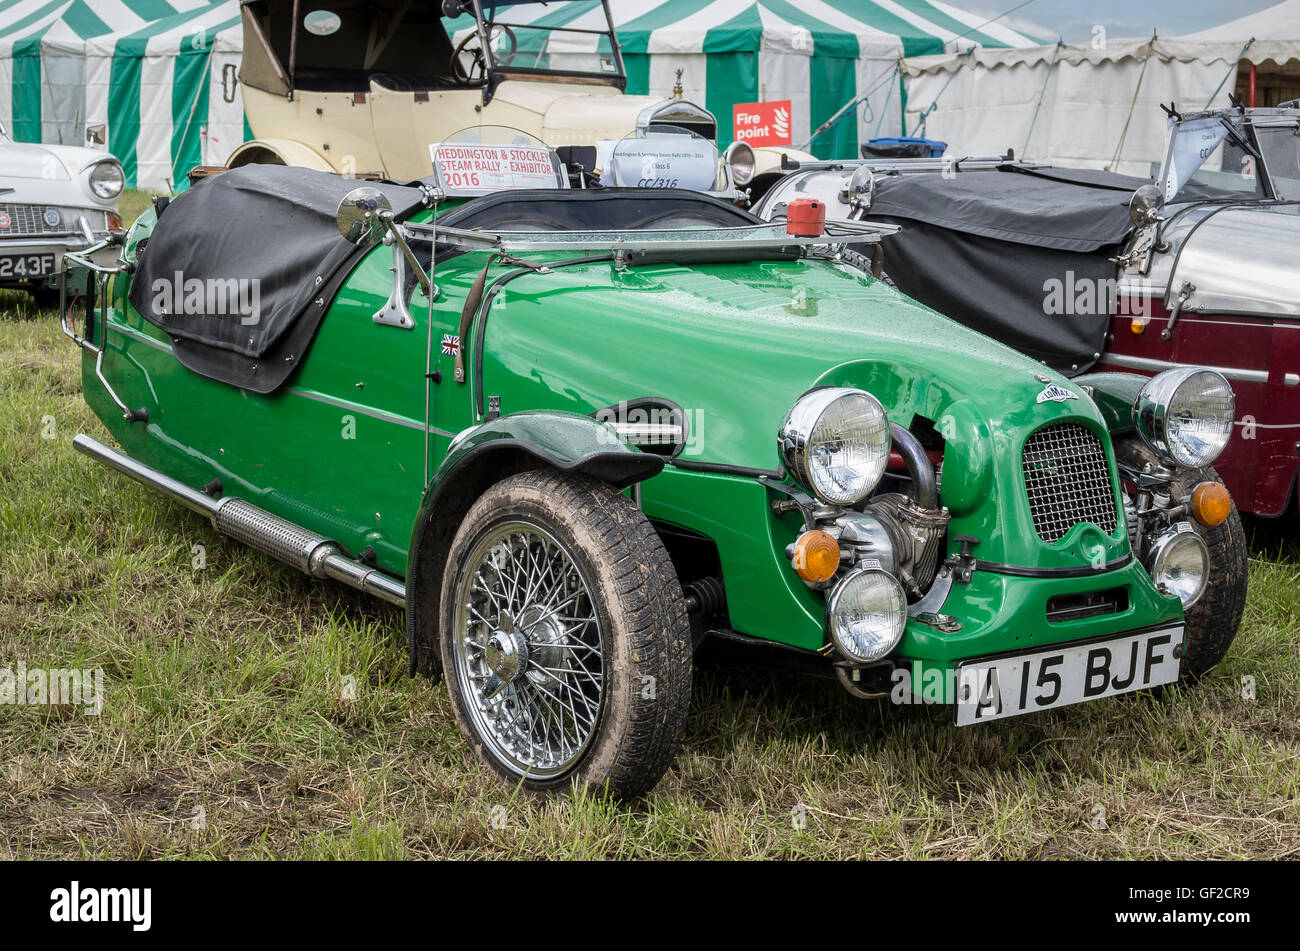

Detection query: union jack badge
(441, 333), (460, 356)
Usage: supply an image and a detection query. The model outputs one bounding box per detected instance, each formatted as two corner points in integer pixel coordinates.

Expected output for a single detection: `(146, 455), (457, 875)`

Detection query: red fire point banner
(733, 100), (793, 148)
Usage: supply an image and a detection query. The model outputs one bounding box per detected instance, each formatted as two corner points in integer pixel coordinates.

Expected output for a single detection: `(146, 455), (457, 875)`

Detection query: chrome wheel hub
(484, 627), (528, 688)
(453, 522), (605, 779)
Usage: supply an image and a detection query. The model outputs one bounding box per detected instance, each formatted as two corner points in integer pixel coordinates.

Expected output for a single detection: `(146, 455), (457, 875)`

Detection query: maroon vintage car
(756, 104), (1300, 520)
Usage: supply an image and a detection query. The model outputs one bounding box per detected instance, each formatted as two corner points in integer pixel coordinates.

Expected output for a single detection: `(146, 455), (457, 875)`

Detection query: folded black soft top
(871, 165), (1142, 253)
(128, 165), (428, 393)
(868, 165), (1150, 375)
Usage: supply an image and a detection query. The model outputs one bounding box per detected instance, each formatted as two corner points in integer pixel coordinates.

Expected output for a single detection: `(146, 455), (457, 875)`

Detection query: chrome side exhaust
(72, 434), (406, 607)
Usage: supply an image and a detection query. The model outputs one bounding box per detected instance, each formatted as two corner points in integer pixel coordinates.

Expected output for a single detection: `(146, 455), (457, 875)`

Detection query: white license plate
(955, 626), (1183, 726)
(0, 252), (57, 279)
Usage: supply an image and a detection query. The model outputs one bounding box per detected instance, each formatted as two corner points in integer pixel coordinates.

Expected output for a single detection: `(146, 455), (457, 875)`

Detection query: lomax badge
(1036, 383), (1079, 404)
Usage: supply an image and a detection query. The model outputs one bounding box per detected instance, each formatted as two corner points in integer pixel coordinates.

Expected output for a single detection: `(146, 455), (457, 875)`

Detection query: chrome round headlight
(1147, 525), (1209, 608)
(1132, 367), (1235, 469)
(724, 141), (755, 186)
(89, 160), (125, 199)
(827, 567), (907, 662)
(779, 387), (890, 506)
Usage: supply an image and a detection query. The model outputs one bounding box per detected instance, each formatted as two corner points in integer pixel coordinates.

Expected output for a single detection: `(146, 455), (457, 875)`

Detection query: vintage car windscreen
(1163, 116), (1269, 204)
(450, 0), (622, 79)
(242, 1), (457, 93)
(1257, 124), (1300, 199)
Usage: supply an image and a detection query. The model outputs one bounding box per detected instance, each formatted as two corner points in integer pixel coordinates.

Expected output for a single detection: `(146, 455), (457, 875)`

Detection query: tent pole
(1107, 34), (1154, 171)
(1022, 39), (1064, 159)
(874, 65), (897, 137)
(1202, 39), (1254, 110)
(800, 62), (899, 150)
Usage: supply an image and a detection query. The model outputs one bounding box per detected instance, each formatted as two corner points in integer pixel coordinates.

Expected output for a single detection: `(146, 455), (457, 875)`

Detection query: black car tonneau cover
(128, 165), (429, 393)
(869, 165), (1143, 374)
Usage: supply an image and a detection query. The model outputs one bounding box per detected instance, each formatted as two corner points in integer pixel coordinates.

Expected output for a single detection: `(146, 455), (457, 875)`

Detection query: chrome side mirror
(337, 187), (392, 246)
(1129, 184), (1164, 228)
(841, 166), (876, 213)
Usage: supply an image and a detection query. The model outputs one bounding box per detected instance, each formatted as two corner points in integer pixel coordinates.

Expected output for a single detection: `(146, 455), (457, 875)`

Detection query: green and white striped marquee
(1, 0), (246, 188)
(0, 0), (174, 146)
(459, 0), (1041, 158)
(83, 1), (245, 188)
(3, 0), (1039, 188)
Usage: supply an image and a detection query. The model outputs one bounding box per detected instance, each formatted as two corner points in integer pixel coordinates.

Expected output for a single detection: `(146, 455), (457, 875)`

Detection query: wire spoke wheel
(439, 470), (692, 797)
(453, 521), (605, 779)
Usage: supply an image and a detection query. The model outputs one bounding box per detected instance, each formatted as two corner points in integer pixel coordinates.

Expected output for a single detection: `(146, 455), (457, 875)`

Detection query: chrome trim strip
(405, 218), (898, 254)
(98, 322), (453, 436)
(285, 386), (454, 438)
(1233, 420), (1300, 430)
(110, 322), (171, 352)
(1100, 352), (1295, 385)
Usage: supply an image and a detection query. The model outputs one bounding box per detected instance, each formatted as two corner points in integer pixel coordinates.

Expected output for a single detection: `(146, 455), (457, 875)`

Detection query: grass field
(2, 206), (1298, 857)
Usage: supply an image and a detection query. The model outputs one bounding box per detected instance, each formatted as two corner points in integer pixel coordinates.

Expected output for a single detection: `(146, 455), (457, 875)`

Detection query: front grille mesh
(0, 203), (107, 236)
(1022, 423), (1118, 543)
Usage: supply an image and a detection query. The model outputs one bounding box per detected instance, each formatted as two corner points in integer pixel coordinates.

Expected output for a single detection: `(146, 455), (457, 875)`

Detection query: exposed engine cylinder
(865, 493), (950, 598)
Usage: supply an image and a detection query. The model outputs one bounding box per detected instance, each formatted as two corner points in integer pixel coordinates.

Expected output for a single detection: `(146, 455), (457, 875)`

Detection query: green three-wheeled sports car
(60, 131), (1247, 797)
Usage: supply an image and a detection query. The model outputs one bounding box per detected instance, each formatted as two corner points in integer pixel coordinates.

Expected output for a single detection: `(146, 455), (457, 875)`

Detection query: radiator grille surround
(1022, 423), (1119, 543)
(0, 203), (107, 237)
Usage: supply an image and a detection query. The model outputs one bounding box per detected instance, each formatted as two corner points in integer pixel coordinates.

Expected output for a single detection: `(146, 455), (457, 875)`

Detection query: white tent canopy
(0, 0), (186, 146)
(900, 2), (1300, 175)
(451, 0), (1041, 160)
(1182, 0), (1300, 51)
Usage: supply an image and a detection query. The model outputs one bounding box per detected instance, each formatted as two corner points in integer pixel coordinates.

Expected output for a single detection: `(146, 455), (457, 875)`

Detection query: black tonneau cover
(870, 165), (1141, 374)
(129, 165), (428, 393)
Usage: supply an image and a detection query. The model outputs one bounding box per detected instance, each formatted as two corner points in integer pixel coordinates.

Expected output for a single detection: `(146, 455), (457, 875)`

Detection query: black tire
(438, 469), (692, 798)
(1169, 464), (1249, 679)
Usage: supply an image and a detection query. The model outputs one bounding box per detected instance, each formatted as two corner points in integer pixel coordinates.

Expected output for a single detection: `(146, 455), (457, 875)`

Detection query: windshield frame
(469, 0), (626, 90)
(1158, 108), (1300, 204)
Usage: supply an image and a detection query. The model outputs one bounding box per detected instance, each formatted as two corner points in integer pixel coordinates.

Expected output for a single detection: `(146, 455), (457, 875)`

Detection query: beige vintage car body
(229, 0), (724, 183)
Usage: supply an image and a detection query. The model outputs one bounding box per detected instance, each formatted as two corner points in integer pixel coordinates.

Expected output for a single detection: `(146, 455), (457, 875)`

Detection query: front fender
(404, 410), (665, 676)
(433, 410), (664, 493)
(1076, 371), (1145, 433)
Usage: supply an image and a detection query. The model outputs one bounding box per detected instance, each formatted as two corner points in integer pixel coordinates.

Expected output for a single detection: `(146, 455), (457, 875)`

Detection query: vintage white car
(0, 120), (124, 303)
(228, 0), (755, 189)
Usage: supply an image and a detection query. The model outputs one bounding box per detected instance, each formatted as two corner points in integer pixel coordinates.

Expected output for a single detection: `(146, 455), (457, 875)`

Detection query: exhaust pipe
(73, 434), (406, 607)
